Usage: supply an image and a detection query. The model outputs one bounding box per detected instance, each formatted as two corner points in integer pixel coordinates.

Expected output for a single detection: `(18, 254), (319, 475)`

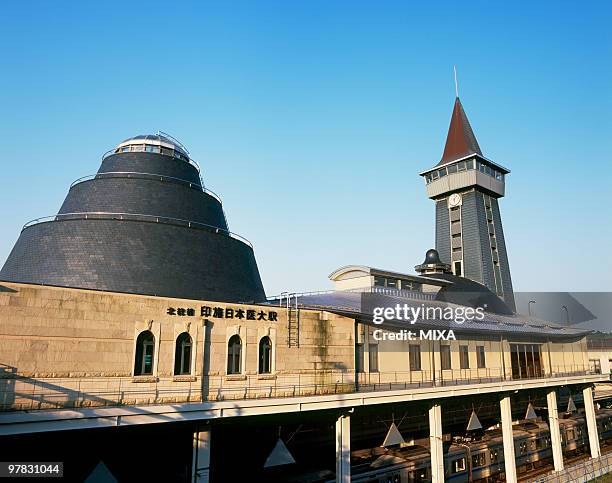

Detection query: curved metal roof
(116, 133), (189, 157)
(266, 289), (590, 338)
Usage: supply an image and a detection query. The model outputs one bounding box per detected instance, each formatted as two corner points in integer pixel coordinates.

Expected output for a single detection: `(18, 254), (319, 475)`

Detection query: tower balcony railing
(21, 212), (252, 248)
(102, 146), (202, 171)
(0, 364), (603, 413)
(68, 171), (222, 203)
(101, 147), (205, 187)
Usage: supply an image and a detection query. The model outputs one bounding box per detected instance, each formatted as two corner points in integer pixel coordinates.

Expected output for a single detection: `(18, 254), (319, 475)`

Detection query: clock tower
(420, 97), (515, 311)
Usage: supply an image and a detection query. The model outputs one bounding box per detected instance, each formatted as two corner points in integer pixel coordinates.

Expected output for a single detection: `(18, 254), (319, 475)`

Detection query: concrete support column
(546, 390), (564, 472)
(583, 386), (601, 459)
(192, 427), (211, 482)
(500, 396), (517, 483)
(429, 403), (444, 483)
(336, 414), (351, 483)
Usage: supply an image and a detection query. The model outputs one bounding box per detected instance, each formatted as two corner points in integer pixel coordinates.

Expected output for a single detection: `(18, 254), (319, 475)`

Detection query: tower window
(447, 163), (457, 174)
(227, 335), (242, 374)
(174, 332), (192, 375)
(457, 161), (466, 171)
(454, 261), (462, 276)
(134, 330), (155, 376)
(438, 168), (447, 178)
(259, 336), (272, 374)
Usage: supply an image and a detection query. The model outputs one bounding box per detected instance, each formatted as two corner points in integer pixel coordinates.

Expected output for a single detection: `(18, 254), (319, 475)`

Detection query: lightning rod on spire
(454, 65), (459, 98)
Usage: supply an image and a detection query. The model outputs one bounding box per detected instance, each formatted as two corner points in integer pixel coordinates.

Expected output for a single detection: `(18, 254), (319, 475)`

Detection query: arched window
(174, 332), (192, 375)
(259, 336), (272, 374)
(134, 330), (155, 376)
(227, 335), (242, 375)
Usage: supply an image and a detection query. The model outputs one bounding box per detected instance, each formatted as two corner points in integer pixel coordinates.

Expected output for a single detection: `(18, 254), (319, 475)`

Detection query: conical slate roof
(0, 135), (266, 303)
(438, 97), (482, 165)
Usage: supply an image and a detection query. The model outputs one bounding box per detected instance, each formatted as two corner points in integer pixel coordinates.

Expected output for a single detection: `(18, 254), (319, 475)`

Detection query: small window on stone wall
(174, 332), (192, 375)
(259, 336), (272, 374)
(134, 330), (155, 376)
(227, 335), (242, 375)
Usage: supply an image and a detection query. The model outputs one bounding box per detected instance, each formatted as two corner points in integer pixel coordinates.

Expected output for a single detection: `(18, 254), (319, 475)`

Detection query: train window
(519, 441), (528, 455)
(472, 453), (486, 468)
(530, 440), (536, 451)
(567, 429), (574, 440)
(452, 458), (466, 473)
(490, 449), (500, 463)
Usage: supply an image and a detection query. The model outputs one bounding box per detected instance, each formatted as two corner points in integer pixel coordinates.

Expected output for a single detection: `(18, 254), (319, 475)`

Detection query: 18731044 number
(1, 463), (63, 478)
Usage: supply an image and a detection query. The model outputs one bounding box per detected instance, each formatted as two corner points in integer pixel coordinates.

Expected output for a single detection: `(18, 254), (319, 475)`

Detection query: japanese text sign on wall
(167, 305), (278, 322)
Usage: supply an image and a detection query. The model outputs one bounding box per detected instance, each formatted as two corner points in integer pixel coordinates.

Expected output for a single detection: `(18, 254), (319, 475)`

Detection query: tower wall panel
(435, 200), (451, 264)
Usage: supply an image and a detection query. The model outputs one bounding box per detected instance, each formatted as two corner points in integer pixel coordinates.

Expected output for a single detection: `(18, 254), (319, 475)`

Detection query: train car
(341, 409), (612, 483)
(596, 408), (612, 446)
(351, 443), (431, 482)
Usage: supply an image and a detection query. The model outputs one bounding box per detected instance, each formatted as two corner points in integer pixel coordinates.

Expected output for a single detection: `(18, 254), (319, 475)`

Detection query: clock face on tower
(448, 193), (462, 208)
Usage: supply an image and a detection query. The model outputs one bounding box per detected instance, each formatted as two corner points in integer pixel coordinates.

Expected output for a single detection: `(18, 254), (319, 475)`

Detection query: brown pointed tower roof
(438, 97), (482, 166)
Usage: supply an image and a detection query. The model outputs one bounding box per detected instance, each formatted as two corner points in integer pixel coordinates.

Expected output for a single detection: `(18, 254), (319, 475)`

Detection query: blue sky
(0, 1), (610, 296)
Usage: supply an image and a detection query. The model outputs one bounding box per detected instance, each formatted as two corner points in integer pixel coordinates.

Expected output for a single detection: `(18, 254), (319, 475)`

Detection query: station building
(0, 103), (610, 482)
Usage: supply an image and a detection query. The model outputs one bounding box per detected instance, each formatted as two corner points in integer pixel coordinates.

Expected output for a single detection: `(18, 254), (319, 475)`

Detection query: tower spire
(438, 97), (482, 165)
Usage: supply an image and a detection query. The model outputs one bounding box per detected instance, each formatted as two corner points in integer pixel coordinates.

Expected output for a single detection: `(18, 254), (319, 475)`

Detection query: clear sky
(0, 1), (610, 296)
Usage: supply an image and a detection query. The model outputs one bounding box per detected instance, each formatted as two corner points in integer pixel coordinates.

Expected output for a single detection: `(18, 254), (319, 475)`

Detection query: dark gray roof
(267, 289), (590, 338)
(0, 140), (266, 303)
